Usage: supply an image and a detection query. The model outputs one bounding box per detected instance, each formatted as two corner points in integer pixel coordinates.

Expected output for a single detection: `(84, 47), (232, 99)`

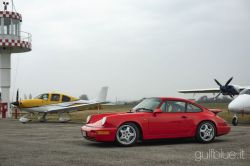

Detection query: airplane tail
(96, 86), (108, 102)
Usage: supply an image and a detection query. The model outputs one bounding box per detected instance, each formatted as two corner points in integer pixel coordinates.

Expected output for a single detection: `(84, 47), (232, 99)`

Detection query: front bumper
(81, 125), (116, 142)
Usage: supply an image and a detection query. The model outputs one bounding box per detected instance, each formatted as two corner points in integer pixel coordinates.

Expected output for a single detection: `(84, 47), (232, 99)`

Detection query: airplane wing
(178, 78), (247, 95)
(179, 86), (247, 94)
(178, 88), (220, 94)
(21, 101), (107, 113)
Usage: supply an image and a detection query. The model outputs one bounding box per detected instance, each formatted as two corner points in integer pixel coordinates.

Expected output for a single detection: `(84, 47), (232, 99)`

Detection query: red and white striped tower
(0, 1), (31, 117)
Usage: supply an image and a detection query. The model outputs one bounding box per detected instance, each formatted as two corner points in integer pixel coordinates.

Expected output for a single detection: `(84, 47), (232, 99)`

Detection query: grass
(14, 103), (250, 123)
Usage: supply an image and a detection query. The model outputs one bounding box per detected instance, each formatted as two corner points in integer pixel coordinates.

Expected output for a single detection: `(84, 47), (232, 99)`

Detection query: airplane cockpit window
(62, 95), (71, 102)
(35, 94), (49, 100)
(240, 89), (250, 95)
(51, 94), (60, 101)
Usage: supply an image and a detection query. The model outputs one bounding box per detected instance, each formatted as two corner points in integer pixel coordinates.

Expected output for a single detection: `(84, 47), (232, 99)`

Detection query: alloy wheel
(199, 123), (215, 142)
(116, 124), (137, 146)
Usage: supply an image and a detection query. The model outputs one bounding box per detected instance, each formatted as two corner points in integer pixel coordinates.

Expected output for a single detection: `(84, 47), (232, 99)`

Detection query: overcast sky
(6, 0), (250, 101)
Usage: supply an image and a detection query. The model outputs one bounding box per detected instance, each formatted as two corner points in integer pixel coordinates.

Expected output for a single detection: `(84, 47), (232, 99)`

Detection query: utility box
(0, 102), (8, 118)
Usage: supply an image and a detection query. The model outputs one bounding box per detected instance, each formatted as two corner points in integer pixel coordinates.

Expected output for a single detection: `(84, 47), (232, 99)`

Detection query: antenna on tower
(10, 0), (16, 12)
(3, 1), (9, 11)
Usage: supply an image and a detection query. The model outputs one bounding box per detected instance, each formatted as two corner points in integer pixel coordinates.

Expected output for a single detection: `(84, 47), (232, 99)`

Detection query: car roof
(150, 97), (196, 103)
(157, 97), (206, 109)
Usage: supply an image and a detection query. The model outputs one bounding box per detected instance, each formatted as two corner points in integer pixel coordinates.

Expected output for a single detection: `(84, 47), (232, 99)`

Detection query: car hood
(87, 112), (146, 125)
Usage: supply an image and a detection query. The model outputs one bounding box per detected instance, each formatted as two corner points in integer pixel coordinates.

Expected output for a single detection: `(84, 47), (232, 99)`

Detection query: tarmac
(0, 119), (249, 166)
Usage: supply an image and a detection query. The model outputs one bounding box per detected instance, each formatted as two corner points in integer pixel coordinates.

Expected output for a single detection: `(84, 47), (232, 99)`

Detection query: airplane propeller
(16, 89), (19, 102)
(214, 77), (235, 99)
(214, 92), (221, 100)
(11, 89), (20, 107)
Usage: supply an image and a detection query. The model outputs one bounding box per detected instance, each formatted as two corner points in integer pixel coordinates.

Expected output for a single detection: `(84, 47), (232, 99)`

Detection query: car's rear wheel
(196, 121), (215, 143)
(116, 123), (139, 146)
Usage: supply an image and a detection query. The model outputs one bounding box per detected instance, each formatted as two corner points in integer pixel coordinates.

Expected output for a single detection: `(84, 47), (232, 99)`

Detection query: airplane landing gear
(38, 113), (48, 122)
(19, 113), (32, 123)
(58, 112), (71, 122)
(232, 115), (238, 126)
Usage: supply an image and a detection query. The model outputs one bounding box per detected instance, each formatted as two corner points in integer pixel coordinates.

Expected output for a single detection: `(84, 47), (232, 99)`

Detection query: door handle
(181, 116), (187, 119)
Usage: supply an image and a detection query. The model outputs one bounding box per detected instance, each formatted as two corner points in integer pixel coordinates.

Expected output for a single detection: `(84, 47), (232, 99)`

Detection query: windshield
(34, 93), (49, 100)
(240, 89), (250, 95)
(35, 94), (42, 99)
(132, 98), (161, 112)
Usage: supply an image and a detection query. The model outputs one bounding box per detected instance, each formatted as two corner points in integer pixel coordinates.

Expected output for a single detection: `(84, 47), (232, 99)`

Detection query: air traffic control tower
(0, 1), (31, 117)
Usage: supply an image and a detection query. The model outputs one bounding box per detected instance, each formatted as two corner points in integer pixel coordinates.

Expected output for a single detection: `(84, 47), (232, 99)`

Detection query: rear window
(186, 104), (202, 112)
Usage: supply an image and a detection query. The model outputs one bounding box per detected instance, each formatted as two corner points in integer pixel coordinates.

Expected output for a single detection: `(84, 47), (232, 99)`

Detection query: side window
(187, 104), (202, 112)
(165, 101), (186, 113)
(51, 94), (60, 102)
(160, 102), (167, 112)
(62, 95), (71, 102)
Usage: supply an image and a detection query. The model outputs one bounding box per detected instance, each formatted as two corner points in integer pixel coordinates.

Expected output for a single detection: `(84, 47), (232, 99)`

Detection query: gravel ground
(0, 119), (249, 166)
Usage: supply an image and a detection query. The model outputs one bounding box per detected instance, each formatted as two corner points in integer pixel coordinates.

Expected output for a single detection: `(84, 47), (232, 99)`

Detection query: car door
(148, 100), (188, 138)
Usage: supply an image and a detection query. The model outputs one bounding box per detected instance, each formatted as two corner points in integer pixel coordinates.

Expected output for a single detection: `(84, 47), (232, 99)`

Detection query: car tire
(232, 117), (238, 126)
(196, 121), (216, 143)
(116, 123), (139, 146)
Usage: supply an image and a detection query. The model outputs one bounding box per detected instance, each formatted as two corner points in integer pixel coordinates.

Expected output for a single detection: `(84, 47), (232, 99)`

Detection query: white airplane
(179, 77), (250, 126)
(11, 87), (109, 123)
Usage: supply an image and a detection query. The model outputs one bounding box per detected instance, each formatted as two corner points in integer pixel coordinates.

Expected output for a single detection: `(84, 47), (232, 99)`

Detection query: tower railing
(0, 31), (32, 43)
(19, 31), (32, 43)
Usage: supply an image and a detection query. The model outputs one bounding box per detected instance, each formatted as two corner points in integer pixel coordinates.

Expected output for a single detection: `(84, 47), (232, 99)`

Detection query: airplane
(11, 86), (109, 123)
(178, 77), (250, 126)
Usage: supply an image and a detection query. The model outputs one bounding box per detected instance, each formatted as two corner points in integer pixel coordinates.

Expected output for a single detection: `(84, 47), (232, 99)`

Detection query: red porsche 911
(81, 97), (230, 146)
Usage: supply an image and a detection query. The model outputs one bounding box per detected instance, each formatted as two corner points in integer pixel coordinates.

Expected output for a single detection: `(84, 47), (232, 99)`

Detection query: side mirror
(153, 108), (162, 116)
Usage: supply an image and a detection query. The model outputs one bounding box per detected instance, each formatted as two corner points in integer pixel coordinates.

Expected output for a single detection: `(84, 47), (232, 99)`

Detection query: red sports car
(81, 97), (230, 146)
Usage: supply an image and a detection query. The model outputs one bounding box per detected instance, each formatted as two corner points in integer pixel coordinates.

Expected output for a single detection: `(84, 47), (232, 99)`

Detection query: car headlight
(86, 115), (91, 124)
(101, 117), (107, 126)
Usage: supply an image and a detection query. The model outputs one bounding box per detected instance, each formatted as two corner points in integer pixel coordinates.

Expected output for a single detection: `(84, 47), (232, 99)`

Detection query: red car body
(81, 97), (230, 145)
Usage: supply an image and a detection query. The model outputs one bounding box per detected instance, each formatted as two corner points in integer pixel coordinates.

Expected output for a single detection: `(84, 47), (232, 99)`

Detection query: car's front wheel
(196, 121), (216, 143)
(116, 123), (139, 146)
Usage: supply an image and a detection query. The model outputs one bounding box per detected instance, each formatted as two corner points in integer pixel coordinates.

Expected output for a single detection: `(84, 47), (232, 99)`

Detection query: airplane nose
(11, 101), (20, 107)
(228, 97), (243, 113)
